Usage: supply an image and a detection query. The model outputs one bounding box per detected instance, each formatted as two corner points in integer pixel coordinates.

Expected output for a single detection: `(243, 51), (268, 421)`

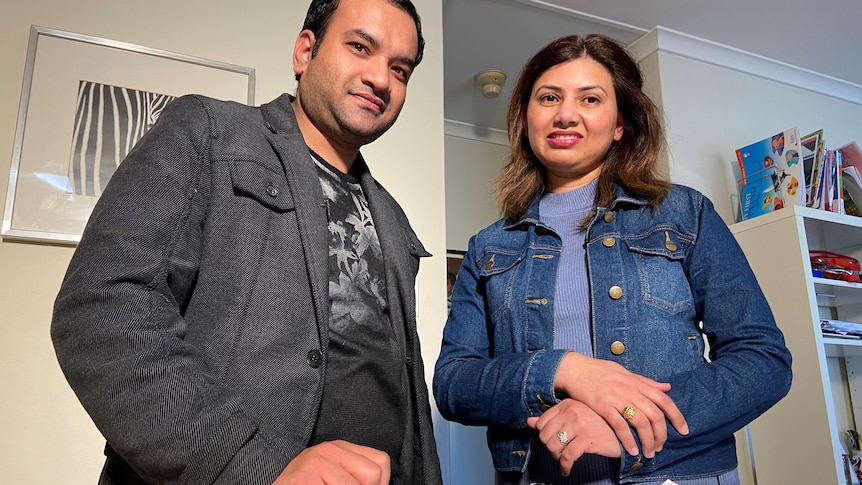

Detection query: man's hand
(273, 441), (390, 485)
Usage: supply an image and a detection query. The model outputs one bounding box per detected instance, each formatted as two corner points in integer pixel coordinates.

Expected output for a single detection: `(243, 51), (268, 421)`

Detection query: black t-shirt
(307, 153), (408, 477)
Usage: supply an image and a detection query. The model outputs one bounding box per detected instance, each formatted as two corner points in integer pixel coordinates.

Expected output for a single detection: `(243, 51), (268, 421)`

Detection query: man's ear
(293, 30), (315, 78)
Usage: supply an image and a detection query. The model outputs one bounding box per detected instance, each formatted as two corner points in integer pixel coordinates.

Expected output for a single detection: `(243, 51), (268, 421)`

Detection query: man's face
(293, 0), (419, 150)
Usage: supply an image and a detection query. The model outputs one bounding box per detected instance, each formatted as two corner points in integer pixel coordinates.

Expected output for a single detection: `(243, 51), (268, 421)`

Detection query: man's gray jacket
(51, 93), (443, 484)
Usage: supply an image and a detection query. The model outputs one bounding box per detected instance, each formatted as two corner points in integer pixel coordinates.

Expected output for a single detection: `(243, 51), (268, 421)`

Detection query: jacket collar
(260, 93), (301, 137)
(503, 183), (651, 231)
(260, 93), (372, 179)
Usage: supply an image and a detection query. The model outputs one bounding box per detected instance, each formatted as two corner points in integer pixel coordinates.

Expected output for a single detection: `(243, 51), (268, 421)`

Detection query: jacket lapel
(358, 162), (409, 315)
(260, 95), (330, 337)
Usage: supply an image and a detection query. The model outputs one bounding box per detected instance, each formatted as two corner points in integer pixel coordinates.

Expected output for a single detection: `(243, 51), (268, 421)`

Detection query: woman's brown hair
(493, 34), (669, 223)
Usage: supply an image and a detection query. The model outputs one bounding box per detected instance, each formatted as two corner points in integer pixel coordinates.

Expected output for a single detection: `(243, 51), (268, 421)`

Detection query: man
(50, 0), (442, 483)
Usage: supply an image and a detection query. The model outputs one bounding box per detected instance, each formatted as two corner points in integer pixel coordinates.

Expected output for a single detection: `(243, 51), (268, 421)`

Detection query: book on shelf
(839, 142), (862, 172)
(735, 127), (804, 221)
(829, 149), (845, 214)
(802, 129), (825, 207)
(812, 148), (850, 215)
(839, 142), (862, 217)
(844, 165), (862, 217)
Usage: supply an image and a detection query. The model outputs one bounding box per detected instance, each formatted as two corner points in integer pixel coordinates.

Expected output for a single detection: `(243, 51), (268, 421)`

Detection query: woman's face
(525, 57), (624, 193)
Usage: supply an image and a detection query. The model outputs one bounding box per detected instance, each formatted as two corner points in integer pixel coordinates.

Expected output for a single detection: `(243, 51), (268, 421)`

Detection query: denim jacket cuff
(523, 349), (570, 416)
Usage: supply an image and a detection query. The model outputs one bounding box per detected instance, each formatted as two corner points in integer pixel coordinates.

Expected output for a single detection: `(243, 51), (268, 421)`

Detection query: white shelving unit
(731, 205), (862, 484)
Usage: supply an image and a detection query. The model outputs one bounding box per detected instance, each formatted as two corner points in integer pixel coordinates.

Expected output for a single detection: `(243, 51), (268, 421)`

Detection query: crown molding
(628, 26), (862, 107)
(509, 0), (646, 35)
(444, 119), (509, 146)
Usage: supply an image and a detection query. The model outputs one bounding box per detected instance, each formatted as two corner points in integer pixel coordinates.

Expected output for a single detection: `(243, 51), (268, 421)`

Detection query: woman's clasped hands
(529, 352), (690, 475)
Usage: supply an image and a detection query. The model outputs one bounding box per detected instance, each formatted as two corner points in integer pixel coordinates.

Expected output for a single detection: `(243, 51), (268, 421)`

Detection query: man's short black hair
(295, 0), (425, 81)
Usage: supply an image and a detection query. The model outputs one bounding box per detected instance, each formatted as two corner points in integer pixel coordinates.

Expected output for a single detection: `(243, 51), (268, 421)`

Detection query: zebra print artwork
(68, 80), (176, 197)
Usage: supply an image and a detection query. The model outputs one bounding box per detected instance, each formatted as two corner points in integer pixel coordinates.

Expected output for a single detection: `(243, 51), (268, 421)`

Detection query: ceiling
(442, 0), (862, 133)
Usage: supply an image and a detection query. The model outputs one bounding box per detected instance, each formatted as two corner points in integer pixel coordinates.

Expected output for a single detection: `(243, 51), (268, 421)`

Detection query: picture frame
(2, 25), (256, 244)
(446, 250), (466, 313)
(446, 250), (466, 276)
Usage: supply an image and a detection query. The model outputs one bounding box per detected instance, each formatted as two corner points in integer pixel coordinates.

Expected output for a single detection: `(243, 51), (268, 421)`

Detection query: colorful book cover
(735, 127), (804, 221)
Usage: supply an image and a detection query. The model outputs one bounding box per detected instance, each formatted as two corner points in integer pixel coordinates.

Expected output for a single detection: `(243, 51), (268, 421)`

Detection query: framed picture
(2, 25), (256, 244)
(446, 250), (466, 308)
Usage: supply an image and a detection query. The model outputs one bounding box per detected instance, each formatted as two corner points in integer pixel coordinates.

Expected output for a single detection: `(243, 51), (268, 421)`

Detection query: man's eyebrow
(349, 28), (416, 70)
(351, 29), (377, 48)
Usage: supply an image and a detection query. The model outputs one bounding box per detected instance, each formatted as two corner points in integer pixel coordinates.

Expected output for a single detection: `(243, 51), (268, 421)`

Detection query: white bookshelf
(731, 205), (862, 484)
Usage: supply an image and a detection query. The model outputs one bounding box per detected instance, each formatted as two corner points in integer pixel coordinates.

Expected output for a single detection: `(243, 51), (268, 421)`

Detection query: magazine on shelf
(838, 142), (862, 216)
(834, 150), (845, 214)
(801, 129), (825, 207)
(820, 149), (846, 214)
(811, 148), (829, 211)
(822, 319), (862, 338)
(844, 166), (862, 216)
(839, 142), (862, 172)
(816, 150), (838, 212)
(735, 127), (804, 221)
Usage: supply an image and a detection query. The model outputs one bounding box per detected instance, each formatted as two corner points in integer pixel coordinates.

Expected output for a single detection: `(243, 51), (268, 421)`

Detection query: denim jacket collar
(502, 183), (651, 232)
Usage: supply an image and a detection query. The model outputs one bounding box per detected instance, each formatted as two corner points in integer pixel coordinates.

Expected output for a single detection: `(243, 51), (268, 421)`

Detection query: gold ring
(623, 406), (636, 420)
(556, 430), (570, 446)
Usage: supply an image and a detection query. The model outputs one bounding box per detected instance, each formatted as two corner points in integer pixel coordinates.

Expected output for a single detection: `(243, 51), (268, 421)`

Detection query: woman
(433, 34), (791, 484)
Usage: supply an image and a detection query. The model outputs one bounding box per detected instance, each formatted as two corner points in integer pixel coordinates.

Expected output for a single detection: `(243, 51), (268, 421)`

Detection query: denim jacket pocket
(229, 160), (295, 212)
(624, 228), (693, 314)
(478, 247), (525, 323)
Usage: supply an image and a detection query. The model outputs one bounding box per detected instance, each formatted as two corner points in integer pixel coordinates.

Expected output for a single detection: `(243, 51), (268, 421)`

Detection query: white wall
(661, 52), (862, 223)
(630, 27), (862, 225)
(0, 1), (446, 483)
(444, 133), (509, 252)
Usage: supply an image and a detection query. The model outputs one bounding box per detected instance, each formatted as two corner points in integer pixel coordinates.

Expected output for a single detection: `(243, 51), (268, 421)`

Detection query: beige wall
(0, 1), (446, 483)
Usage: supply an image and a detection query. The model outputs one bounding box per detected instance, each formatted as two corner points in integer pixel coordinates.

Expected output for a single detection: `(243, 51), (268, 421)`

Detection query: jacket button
(266, 185), (278, 197)
(609, 286), (623, 300)
(484, 254), (495, 270)
(602, 237), (615, 248)
(603, 211), (615, 223)
(306, 349), (322, 368)
(540, 404), (552, 412)
(611, 341), (626, 355)
(630, 461), (643, 471)
(664, 231), (678, 251)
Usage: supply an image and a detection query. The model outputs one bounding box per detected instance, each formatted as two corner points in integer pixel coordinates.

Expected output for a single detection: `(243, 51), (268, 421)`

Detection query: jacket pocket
(624, 228), (693, 314)
(478, 247), (525, 322)
(229, 160), (295, 211)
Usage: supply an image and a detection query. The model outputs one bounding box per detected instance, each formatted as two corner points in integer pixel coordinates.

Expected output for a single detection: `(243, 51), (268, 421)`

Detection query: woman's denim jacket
(434, 184), (792, 483)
